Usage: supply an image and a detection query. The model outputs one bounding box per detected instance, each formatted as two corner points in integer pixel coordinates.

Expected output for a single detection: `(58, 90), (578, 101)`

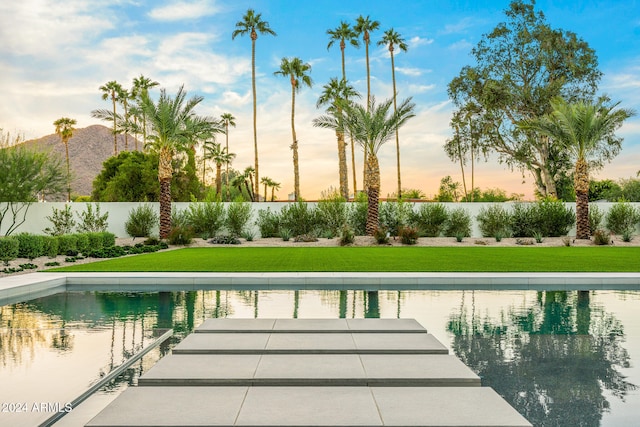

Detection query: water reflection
(447, 290), (636, 426)
(1, 289), (638, 427)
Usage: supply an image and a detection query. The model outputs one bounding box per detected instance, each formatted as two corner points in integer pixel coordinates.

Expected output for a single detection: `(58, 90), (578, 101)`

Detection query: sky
(1, 0), (639, 200)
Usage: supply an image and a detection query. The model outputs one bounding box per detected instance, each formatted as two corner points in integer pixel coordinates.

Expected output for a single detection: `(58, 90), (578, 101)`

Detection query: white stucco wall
(0, 201), (636, 238)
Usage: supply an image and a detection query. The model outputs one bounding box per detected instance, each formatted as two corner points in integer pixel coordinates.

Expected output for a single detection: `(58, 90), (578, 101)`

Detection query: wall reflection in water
(1, 289), (637, 427)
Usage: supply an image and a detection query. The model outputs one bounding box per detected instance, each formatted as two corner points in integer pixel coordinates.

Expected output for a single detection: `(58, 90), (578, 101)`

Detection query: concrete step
(195, 318), (427, 333)
(172, 332), (449, 354)
(138, 353), (480, 387)
(86, 386), (532, 427)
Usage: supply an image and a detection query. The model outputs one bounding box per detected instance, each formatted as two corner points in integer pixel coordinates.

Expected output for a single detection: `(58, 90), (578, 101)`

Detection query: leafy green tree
(139, 86), (213, 238)
(92, 151), (160, 201)
(315, 96), (415, 234)
(436, 175), (462, 202)
(232, 9), (276, 197)
(316, 78), (361, 200)
(448, 0), (601, 198)
(589, 179), (622, 201)
(521, 97), (634, 239)
(378, 28), (408, 199)
(53, 117), (77, 202)
(0, 147), (66, 235)
(274, 57), (313, 201)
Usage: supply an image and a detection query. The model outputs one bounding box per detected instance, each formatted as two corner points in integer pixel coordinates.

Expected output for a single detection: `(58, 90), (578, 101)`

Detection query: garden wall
(3, 201), (636, 239)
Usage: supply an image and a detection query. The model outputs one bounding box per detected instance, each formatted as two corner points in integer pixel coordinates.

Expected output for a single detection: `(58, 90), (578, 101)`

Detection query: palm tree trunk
(350, 134), (357, 197)
(251, 33), (260, 199)
(216, 163), (222, 197)
(112, 95), (118, 155)
(64, 141), (71, 202)
(365, 152), (380, 235)
(225, 123), (230, 202)
(341, 44), (356, 198)
(390, 48), (402, 200)
(264, 183), (268, 202)
(456, 127), (468, 202)
(271, 186), (275, 202)
(123, 100), (129, 151)
(291, 79), (300, 201)
(337, 129), (348, 200)
(575, 158), (590, 239)
(158, 147), (173, 239)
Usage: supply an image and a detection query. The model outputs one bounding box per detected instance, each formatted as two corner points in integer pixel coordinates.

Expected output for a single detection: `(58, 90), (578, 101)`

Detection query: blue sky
(1, 0), (639, 199)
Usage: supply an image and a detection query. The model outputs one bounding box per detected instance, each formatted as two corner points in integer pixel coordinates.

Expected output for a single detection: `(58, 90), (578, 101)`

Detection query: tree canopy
(448, 0), (602, 199)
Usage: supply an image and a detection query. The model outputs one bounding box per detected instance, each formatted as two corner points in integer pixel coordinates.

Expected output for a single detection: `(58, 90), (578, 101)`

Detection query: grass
(49, 246), (640, 273)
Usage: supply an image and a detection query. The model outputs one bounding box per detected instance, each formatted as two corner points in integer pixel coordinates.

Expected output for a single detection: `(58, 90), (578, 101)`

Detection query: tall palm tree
(520, 97), (634, 239)
(131, 75), (160, 149)
(354, 15), (380, 192)
(53, 117), (77, 202)
(260, 176), (272, 202)
(242, 166), (256, 201)
(269, 179), (281, 201)
(327, 21), (360, 196)
(378, 28), (408, 199)
(118, 86), (132, 151)
(139, 85), (211, 238)
(315, 96), (415, 234)
(220, 113), (236, 201)
(274, 57), (313, 201)
(232, 9), (276, 198)
(96, 80), (124, 155)
(316, 78), (361, 199)
(204, 142), (236, 197)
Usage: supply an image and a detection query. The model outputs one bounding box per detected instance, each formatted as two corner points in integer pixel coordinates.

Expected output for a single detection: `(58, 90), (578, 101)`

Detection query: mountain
(20, 125), (141, 198)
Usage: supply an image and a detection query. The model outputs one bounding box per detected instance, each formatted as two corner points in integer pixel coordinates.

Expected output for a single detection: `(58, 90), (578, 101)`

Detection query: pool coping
(2, 271), (640, 305)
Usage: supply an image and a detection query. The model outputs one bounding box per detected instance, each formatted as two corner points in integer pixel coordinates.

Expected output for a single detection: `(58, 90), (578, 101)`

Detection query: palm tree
(315, 96), (415, 234)
(269, 179), (281, 201)
(354, 15), (380, 191)
(520, 97), (634, 239)
(131, 75), (160, 149)
(53, 117), (77, 202)
(118, 86), (132, 151)
(242, 166), (256, 201)
(327, 21), (360, 196)
(232, 9), (276, 198)
(274, 57), (313, 201)
(204, 142), (236, 197)
(378, 28), (408, 199)
(96, 80), (124, 155)
(260, 176), (272, 202)
(220, 113), (236, 201)
(354, 15), (380, 108)
(316, 78), (361, 199)
(139, 85), (212, 238)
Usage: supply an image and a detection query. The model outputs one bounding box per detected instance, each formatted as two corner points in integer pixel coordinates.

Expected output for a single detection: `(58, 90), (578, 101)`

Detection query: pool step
(86, 319), (532, 427)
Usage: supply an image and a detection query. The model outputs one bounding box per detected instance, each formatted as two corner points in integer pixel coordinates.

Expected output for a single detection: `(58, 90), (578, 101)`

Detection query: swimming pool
(1, 289), (639, 426)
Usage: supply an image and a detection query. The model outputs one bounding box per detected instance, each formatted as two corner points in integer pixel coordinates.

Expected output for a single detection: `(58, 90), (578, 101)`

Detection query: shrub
(593, 229), (611, 245)
(622, 230), (634, 242)
(509, 203), (537, 237)
(242, 230), (255, 241)
(348, 193), (368, 236)
(16, 233), (44, 260)
(76, 203), (109, 233)
(75, 233), (90, 255)
(226, 198), (252, 237)
(186, 200), (225, 239)
(476, 205), (511, 237)
(84, 232), (104, 252)
(606, 201), (640, 235)
(444, 207), (471, 237)
(125, 204), (159, 238)
(209, 235), (241, 245)
(56, 234), (78, 255)
(101, 232), (116, 248)
(41, 236), (59, 258)
(317, 190), (348, 235)
(0, 237), (19, 265)
(280, 228), (292, 242)
(589, 205), (604, 235)
(534, 198), (575, 237)
(171, 208), (190, 228)
(379, 200), (413, 237)
(410, 203), (448, 237)
(256, 208), (281, 238)
(339, 224), (355, 245)
(373, 227), (389, 244)
(398, 226), (419, 245)
(167, 225), (195, 245)
(280, 201), (319, 237)
(86, 245), (126, 258)
(294, 234), (319, 243)
(44, 205), (76, 236)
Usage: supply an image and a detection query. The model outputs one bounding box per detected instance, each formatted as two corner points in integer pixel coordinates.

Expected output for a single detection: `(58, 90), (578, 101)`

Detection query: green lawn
(49, 246), (640, 273)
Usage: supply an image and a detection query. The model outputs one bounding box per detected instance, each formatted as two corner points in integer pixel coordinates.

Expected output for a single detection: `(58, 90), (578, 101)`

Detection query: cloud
(148, 0), (219, 21)
(448, 39), (473, 51)
(396, 67), (426, 77)
(442, 17), (476, 35)
(409, 36), (434, 48)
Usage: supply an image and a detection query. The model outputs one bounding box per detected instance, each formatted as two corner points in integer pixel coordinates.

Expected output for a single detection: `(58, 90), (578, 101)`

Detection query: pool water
(1, 289), (639, 426)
